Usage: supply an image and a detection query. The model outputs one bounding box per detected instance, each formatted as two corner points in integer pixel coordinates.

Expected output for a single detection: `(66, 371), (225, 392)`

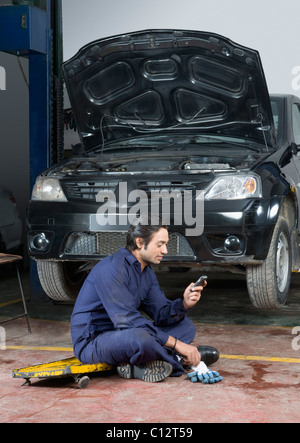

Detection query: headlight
(32, 177), (67, 202)
(205, 174), (261, 200)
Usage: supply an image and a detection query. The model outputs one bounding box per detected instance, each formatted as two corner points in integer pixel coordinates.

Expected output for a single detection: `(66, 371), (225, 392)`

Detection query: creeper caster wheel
(75, 375), (90, 389)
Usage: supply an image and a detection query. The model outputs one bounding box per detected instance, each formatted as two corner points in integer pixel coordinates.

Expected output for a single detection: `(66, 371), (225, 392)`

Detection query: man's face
(137, 228), (169, 267)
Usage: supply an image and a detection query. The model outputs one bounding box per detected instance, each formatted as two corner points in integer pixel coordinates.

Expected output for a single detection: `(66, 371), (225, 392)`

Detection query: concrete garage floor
(1, 264), (300, 424)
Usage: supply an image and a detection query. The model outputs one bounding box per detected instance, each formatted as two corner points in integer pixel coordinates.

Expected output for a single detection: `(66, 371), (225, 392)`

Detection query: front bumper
(27, 196), (279, 266)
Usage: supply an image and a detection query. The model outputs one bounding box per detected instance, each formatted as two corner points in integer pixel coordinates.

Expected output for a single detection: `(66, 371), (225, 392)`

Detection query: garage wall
(62, 0), (300, 97)
(0, 49), (29, 247)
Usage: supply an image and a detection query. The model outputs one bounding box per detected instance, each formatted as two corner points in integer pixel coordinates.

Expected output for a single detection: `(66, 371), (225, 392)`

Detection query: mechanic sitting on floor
(70, 219), (221, 383)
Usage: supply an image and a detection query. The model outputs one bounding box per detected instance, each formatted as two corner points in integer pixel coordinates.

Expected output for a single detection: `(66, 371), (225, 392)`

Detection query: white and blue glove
(187, 361), (223, 384)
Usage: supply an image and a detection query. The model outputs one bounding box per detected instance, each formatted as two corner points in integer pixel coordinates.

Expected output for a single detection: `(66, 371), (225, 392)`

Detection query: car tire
(37, 260), (88, 302)
(246, 216), (291, 309)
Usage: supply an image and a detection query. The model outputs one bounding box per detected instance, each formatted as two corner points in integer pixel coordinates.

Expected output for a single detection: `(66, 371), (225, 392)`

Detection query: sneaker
(117, 360), (173, 383)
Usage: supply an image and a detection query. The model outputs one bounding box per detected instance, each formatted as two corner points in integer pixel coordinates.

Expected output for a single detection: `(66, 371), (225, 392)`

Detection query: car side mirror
(291, 142), (300, 155)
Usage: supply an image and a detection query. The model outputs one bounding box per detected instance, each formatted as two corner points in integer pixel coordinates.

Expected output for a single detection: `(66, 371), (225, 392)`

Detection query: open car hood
(63, 29), (275, 151)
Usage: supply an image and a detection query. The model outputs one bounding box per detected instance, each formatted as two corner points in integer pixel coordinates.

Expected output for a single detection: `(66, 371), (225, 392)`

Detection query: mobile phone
(190, 275), (208, 291)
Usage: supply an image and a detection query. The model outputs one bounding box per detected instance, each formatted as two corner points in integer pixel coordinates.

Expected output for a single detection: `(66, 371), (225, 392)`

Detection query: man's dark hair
(126, 217), (168, 252)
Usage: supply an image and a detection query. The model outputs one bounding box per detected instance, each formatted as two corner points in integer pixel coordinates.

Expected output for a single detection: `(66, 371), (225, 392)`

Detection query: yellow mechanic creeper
(12, 357), (113, 389)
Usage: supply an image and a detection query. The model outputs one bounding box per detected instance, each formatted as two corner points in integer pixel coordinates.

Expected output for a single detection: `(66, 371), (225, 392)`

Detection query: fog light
(33, 234), (50, 250)
(224, 235), (241, 253)
(29, 231), (54, 253)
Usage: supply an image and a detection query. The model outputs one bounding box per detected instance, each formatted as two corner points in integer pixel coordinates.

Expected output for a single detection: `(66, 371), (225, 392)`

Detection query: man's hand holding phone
(183, 275), (207, 309)
(190, 275), (207, 291)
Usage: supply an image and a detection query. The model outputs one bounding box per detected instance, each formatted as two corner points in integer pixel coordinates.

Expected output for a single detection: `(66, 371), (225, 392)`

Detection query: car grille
(63, 231), (195, 258)
(63, 181), (119, 200)
(62, 181), (196, 201)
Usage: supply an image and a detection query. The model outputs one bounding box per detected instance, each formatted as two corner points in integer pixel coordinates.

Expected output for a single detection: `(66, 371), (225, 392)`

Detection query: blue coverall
(70, 248), (196, 376)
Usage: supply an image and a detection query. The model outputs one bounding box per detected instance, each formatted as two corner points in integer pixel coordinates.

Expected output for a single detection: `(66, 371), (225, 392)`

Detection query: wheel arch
(279, 191), (297, 228)
(264, 191), (298, 269)
(280, 191), (300, 271)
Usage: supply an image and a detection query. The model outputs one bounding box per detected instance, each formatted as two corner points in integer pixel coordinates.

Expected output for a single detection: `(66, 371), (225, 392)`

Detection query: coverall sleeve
(142, 275), (188, 327)
(92, 265), (170, 346)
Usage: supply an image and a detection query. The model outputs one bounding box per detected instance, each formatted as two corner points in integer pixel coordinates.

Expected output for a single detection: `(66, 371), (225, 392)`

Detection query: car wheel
(37, 260), (88, 302)
(246, 216), (291, 309)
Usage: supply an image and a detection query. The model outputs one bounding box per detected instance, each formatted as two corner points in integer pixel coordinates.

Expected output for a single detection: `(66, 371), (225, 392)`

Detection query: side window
(292, 104), (300, 145)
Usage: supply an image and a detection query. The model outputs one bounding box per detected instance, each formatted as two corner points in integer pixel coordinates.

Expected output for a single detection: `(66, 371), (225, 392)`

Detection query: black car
(27, 29), (300, 309)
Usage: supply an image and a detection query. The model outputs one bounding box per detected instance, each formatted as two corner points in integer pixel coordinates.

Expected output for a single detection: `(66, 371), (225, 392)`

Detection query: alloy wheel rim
(276, 232), (289, 293)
